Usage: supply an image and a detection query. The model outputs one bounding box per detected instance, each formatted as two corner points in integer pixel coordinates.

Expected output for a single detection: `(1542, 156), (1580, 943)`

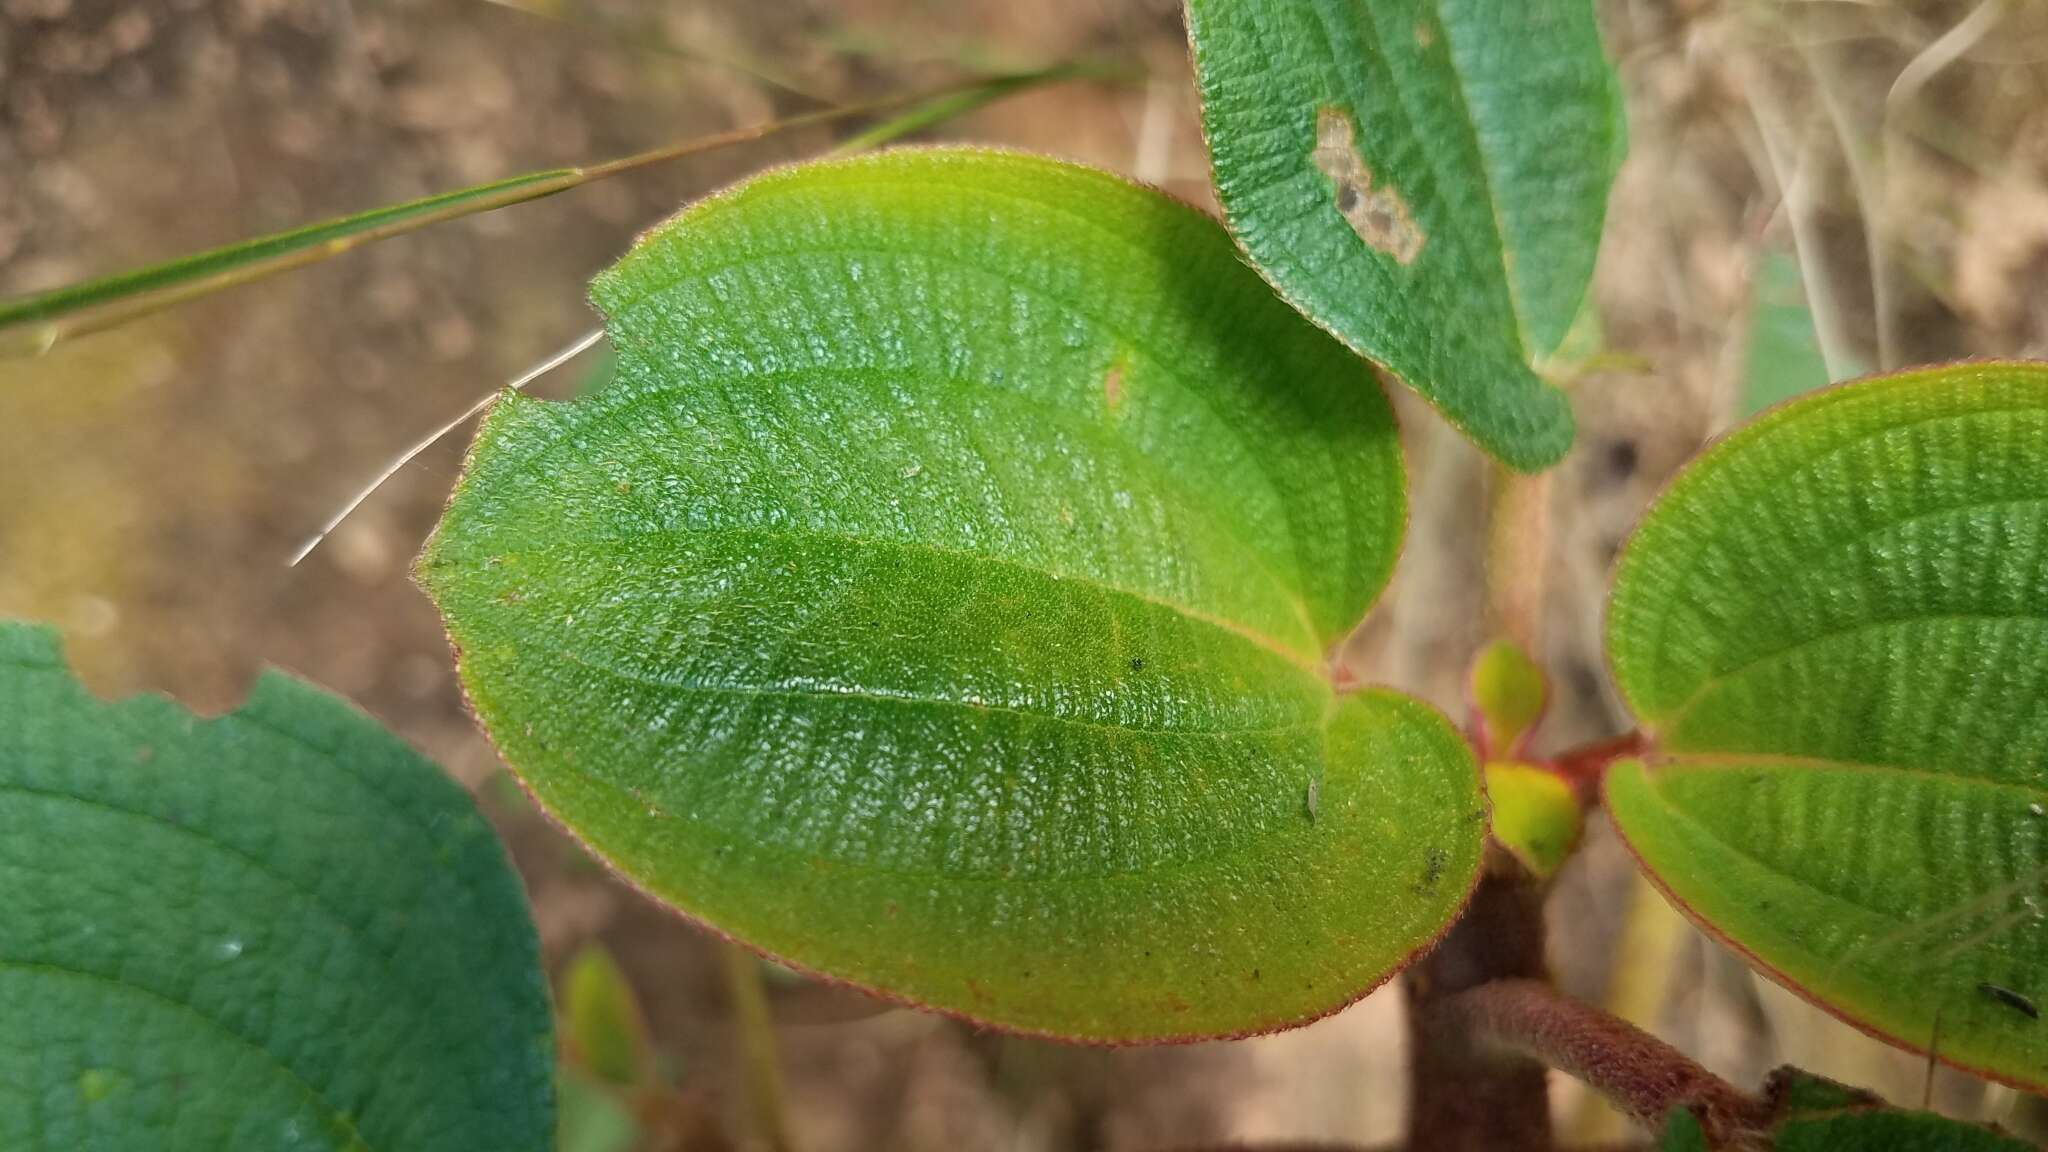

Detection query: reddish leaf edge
(1597, 356), (2048, 738)
(1176, 9), (1583, 476)
(1604, 760), (2048, 1095)
(440, 613), (1487, 1046)
(416, 143), (1472, 1044)
(1591, 358), (2048, 1089)
(423, 490), (1478, 1046)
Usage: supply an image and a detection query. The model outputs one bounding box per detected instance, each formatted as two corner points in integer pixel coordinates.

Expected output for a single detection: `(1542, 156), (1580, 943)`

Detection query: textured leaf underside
(1605, 363), (2048, 1087)
(1184, 0), (1623, 470)
(420, 149), (1484, 1041)
(0, 622), (552, 1152)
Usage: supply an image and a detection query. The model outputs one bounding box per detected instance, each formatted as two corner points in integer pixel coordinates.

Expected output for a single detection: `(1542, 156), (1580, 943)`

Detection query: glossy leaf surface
(420, 149), (1484, 1042)
(0, 622), (552, 1151)
(1184, 0), (1623, 470)
(1606, 363), (2048, 1087)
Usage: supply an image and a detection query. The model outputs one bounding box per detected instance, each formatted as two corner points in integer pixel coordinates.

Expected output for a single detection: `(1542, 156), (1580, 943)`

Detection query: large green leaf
(419, 148), (1484, 1042)
(1184, 0), (1623, 471)
(0, 622), (551, 1151)
(1605, 363), (2048, 1087)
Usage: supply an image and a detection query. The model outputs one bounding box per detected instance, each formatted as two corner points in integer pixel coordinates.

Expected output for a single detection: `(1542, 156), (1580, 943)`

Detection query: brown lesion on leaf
(1414, 20), (1435, 47)
(1102, 357), (1126, 410)
(1311, 107), (1426, 265)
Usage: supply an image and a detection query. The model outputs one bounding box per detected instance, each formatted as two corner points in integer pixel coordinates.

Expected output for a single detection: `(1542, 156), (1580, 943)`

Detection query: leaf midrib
(1425, 0), (1530, 352)
(1629, 398), (2048, 711)
(1644, 750), (2048, 800)
(498, 684), (1344, 887)
(1652, 610), (2048, 737)
(0, 959), (365, 1152)
(553, 644), (1328, 740)
(488, 350), (1334, 650)
(452, 518), (1329, 679)
(596, 228), (1369, 634)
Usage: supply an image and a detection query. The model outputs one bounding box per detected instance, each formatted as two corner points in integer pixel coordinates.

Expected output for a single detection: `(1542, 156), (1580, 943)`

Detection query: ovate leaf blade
(1605, 362), (2048, 1088)
(1184, 0), (1623, 470)
(0, 622), (552, 1152)
(419, 148), (1484, 1042)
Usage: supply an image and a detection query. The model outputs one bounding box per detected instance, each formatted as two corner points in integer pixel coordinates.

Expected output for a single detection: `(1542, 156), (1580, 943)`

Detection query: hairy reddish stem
(1405, 862), (1554, 1152)
(1437, 979), (1768, 1146)
(1547, 730), (1648, 797)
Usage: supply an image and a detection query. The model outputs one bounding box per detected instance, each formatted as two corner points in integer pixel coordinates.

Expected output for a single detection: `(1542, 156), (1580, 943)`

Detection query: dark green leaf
(0, 621), (552, 1151)
(1774, 1110), (2037, 1152)
(1656, 1109), (1710, 1152)
(1764, 1068), (2033, 1152)
(419, 149), (1484, 1042)
(1184, 0), (1623, 470)
(1605, 362), (2048, 1088)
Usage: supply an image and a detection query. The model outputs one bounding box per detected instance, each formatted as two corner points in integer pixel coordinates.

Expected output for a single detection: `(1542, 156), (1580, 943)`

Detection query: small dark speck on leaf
(1129, 656), (1146, 672)
(1980, 982), (2039, 1020)
(1413, 847), (1448, 893)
